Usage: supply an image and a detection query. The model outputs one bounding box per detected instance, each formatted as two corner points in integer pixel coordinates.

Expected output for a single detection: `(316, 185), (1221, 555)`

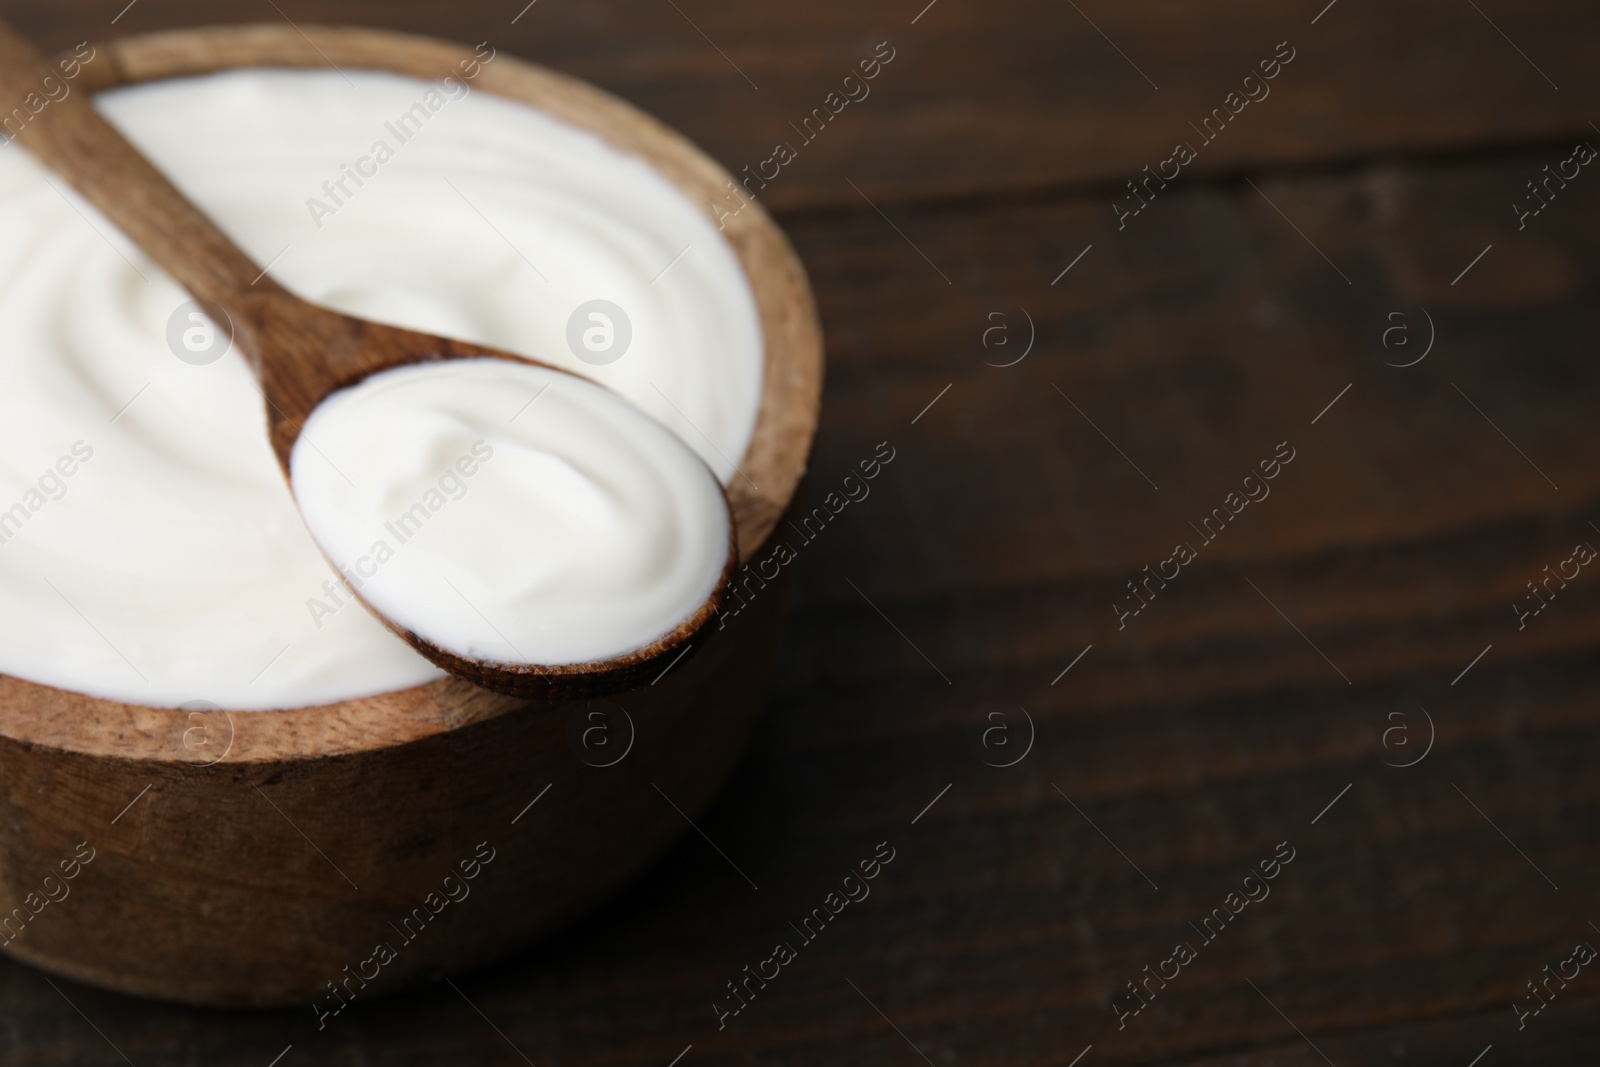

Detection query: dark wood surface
(4, 1), (1598, 1064)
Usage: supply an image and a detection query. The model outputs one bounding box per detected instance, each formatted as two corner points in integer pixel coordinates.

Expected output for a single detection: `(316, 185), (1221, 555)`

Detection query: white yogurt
(290, 359), (730, 668)
(0, 69), (762, 709)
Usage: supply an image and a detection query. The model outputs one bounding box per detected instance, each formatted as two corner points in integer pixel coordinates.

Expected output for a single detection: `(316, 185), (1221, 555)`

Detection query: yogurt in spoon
(290, 358), (733, 681)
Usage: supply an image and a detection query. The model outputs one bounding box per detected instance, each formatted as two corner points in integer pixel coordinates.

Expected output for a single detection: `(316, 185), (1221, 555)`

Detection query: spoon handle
(0, 19), (291, 315)
(0, 19), (540, 469)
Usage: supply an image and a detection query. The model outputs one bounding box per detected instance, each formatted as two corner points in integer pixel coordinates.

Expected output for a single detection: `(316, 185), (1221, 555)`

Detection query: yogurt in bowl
(0, 27), (820, 1007)
(0, 66), (763, 709)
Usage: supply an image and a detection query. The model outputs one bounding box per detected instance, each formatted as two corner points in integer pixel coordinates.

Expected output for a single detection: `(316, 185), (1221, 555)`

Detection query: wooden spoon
(0, 20), (736, 699)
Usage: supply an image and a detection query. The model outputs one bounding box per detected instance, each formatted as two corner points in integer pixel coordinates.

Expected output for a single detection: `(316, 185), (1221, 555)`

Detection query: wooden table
(5, 1), (1598, 1063)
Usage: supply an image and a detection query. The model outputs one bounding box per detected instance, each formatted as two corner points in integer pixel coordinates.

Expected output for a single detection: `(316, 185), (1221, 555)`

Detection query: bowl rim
(0, 23), (822, 763)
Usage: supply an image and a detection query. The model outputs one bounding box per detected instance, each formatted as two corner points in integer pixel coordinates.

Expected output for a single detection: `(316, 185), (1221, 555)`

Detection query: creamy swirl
(291, 359), (731, 668)
(0, 69), (762, 708)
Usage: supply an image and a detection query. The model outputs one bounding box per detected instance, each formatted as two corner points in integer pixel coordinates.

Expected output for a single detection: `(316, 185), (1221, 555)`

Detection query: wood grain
(9, 0), (1600, 212)
(0, 24), (821, 1003)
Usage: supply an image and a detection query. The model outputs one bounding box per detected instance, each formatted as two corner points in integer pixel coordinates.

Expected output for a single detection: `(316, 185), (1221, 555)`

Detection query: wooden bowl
(0, 25), (821, 1007)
